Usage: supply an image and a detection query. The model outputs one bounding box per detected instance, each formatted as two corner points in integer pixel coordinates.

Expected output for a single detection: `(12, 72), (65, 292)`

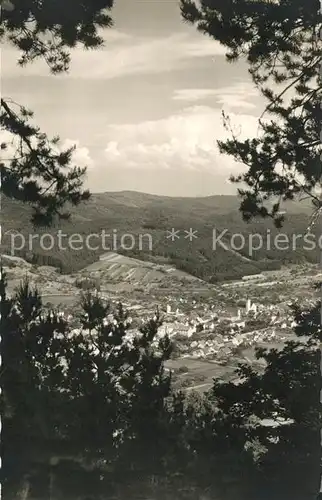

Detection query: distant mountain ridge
(1, 191), (317, 282)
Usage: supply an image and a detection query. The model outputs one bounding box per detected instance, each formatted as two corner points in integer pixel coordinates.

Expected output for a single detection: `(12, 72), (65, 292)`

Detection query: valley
(3, 250), (318, 392)
(1, 192), (318, 282)
(2, 192), (318, 393)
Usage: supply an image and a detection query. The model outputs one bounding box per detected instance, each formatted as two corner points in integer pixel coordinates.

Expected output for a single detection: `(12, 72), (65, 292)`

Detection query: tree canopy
(1, 0), (115, 225)
(2, 270), (320, 499)
(181, 0), (321, 227)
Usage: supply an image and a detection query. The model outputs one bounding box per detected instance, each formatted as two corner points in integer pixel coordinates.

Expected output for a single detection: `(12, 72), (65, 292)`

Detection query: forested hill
(1, 191), (317, 282)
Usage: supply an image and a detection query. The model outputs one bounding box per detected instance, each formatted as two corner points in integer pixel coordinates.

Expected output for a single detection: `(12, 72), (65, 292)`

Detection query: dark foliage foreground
(1, 271), (320, 500)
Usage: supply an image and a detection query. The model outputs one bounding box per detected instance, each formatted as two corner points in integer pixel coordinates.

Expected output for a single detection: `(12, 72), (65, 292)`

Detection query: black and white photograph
(1, 0), (321, 498)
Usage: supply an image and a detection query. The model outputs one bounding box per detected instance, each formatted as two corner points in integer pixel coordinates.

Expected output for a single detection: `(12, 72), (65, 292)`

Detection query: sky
(2, 0), (264, 197)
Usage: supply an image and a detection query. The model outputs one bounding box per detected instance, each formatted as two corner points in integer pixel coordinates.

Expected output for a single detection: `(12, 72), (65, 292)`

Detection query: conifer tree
(0, 272), (178, 499)
(0, 272), (72, 498)
(181, 0), (321, 227)
(1, 0), (115, 225)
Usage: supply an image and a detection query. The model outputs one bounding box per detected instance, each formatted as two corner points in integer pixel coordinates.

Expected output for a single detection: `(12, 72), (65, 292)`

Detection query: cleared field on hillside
(79, 251), (203, 288)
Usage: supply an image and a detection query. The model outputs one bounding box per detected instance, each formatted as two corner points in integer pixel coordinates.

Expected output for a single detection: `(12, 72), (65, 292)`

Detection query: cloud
(62, 139), (94, 170)
(173, 81), (260, 110)
(2, 31), (226, 80)
(209, 81), (259, 110)
(173, 88), (222, 102)
(103, 105), (259, 177)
